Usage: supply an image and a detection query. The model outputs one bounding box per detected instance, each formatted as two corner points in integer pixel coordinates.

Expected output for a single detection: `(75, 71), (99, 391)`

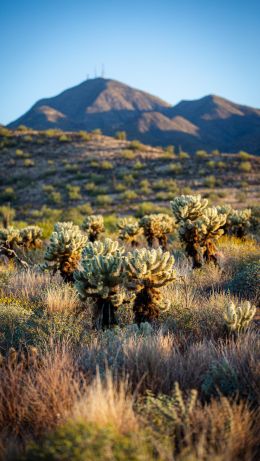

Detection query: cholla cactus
(74, 238), (131, 328)
(82, 237), (124, 258)
(217, 206), (251, 238)
(42, 222), (88, 282)
(227, 209), (251, 238)
(127, 247), (176, 323)
(117, 218), (143, 247)
(0, 227), (21, 251)
(170, 195), (208, 223)
(179, 207), (226, 267)
(139, 214), (176, 249)
(224, 301), (256, 333)
(81, 215), (105, 242)
(19, 226), (43, 249)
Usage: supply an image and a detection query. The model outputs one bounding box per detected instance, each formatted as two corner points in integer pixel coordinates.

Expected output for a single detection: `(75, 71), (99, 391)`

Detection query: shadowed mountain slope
(8, 78), (260, 154)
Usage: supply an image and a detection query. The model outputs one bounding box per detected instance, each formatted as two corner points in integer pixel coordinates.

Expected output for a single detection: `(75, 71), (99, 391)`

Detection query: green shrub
(196, 150), (208, 158)
(1, 187), (16, 201)
(129, 140), (145, 151)
(96, 195), (113, 206)
(24, 421), (150, 461)
(100, 160), (113, 170)
(67, 185), (82, 201)
(59, 134), (71, 142)
(120, 149), (136, 160)
(79, 131), (91, 141)
(23, 159), (35, 167)
(0, 296), (33, 349)
(121, 190), (138, 202)
(239, 161), (252, 172)
(115, 131), (127, 140)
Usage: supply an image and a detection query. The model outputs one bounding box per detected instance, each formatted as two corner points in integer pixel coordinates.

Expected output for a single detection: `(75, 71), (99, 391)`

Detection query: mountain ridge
(8, 78), (260, 154)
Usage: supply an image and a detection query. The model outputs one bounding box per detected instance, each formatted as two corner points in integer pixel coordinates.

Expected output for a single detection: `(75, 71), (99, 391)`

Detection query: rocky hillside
(8, 78), (260, 154)
(0, 129), (259, 229)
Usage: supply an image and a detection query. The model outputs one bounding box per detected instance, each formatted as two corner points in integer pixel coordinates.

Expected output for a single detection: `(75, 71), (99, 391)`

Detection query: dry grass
(2, 269), (60, 302)
(72, 372), (137, 433)
(42, 284), (80, 313)
(0, 343), (83, 442)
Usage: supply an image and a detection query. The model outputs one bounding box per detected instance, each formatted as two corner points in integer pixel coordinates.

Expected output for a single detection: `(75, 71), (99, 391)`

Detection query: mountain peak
(7, 79), (260, 154)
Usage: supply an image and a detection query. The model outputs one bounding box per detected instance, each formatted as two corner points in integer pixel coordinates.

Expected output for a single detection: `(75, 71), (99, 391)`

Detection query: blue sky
(1, 0), (260, 124)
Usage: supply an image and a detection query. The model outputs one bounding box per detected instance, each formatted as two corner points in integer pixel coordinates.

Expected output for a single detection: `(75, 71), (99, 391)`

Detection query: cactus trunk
(133, 287), (161, 324)
(95, 299), (118, 329)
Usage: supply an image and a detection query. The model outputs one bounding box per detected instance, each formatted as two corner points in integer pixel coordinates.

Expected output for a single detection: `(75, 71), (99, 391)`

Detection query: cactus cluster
(117, 218), (143, 247)
(224, 301), (256, 333)
(139, 213), (176, 249)
(42, 222), (88, 282)
(171, 195), (226, 267)
(0, 226), (42, 268)
(171, 194), (208, 222)
(19, 226), (43, 249)
(74, 238), (131, 328)
(81, 215), (105, 242)
(74, 239), (176, 327)
(127, 247), (176, 323)
(217, 206), (251, 238)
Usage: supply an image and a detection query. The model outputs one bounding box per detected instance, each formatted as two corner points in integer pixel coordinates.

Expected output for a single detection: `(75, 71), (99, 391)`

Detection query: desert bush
(129, 140), (145, 151)
(42, 222), (88, 282)
(79, 130), (91, 141)
(24, 421), (150, 461)
(100, 160), (113, 170)
(120, 149), (136, 160)
(66, 185), (82, 201)
(23, 158), (35, 167)
(126, 247), (176, 323)
(115, 130), (127, 140)
(0, 205), (15, 228)
(141, 391), (256, 461)
(121, 190), (138, 202)
(239, 161), (252, 172)
(0, 296), (33, 349)
(96, 194), (113, 206)
(228, 256), (260, 301)
(139, 213), (176, 249)
(81, 215), (104, 242)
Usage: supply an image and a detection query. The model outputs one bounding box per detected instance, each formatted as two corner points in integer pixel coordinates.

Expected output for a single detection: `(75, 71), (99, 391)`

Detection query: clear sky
(1, 0), (260, 125)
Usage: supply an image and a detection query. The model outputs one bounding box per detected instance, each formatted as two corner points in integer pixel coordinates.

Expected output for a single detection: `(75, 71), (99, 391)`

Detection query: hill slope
(8, 78), (260, 154)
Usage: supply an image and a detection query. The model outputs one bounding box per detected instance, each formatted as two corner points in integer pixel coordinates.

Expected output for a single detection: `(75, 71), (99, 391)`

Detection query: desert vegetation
(0, 187), (259, 460)
(0, 129), (259, 460)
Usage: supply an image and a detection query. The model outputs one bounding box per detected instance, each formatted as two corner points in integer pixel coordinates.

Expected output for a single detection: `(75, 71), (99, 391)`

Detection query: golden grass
(43, 284), (80, 313)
